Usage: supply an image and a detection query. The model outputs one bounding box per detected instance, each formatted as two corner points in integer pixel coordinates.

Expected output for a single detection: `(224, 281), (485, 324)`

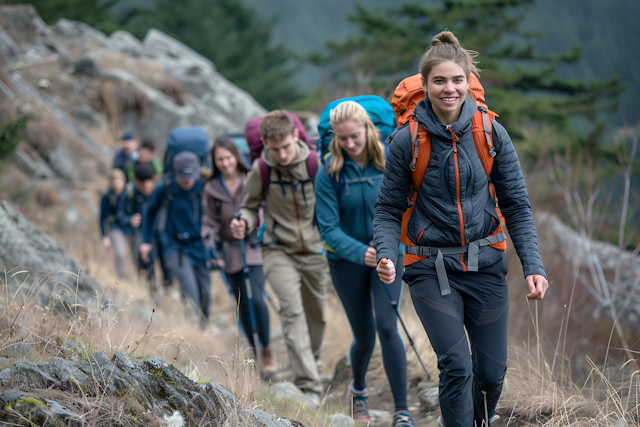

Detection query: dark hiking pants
(405, 255), (509, 427)
(328, 255), (408, 411)
(165, 252), (211, 321)
(226, 265), (270, 349)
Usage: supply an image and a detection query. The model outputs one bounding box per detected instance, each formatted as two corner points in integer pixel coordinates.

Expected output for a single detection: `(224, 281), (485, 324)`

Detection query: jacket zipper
(452, 140), (467, 271)
(290, 180), (306, 254)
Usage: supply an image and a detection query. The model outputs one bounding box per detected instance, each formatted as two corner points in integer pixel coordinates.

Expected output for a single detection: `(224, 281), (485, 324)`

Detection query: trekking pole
(379, 258), (432, 380)
(235, 219), (265, 378)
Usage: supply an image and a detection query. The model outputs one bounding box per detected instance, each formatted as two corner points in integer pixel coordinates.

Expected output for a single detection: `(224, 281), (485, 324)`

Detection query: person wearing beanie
(140, 151), (211, 325)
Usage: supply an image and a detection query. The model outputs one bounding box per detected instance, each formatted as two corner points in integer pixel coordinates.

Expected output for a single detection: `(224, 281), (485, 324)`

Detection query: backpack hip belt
(404, 232), (506, 296)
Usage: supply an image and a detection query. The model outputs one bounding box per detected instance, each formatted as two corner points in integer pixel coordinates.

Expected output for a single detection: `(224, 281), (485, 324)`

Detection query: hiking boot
(348, 380), (370, 424)
(392, 410), (415, 427)
(261, 347), (278, 377)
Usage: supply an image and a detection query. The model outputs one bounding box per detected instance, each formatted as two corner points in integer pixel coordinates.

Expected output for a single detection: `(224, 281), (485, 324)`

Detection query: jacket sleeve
(142, 183), (163, 245)
(315, 164), (369, 265)
(99, 194), (108, 237)
(238, 160), (263, 233)
(115, 192), (132, 228)
(201, 192), (221, 250)
(373, 129), (413, 264)
(490, 123), (547, 280)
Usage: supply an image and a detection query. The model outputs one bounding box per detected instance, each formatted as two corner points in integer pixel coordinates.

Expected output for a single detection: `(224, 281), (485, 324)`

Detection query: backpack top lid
(245, 110), (311, 162)
(317, 95), (397, 164)
(391, 73), (486, 128)
(164, 126), (211, 170)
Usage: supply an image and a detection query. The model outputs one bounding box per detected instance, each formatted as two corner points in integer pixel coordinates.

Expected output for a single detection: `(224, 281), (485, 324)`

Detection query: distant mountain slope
(241, 0), (639, 123)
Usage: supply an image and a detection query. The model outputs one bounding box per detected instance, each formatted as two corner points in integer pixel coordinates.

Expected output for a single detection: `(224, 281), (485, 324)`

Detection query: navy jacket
(116, 183), (149, 234)
(316, 154), (401, 265)
(373, 97), (546, 279)
(99, 188), (119, 237)
(143, 177), (208, 267)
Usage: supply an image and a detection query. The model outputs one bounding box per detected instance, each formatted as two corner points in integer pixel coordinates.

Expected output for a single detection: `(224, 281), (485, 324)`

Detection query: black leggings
(328, 255), (407, 411)
(405, 255), (509, 427)
(226, 266), (270, 349)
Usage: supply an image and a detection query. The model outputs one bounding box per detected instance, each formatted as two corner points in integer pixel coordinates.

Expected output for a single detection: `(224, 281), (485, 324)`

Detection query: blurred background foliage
(9, 0), (640, 246)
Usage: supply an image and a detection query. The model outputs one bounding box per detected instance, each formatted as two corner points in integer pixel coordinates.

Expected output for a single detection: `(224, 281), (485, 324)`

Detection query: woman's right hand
(377, 258), (396, 284)
(364, 247), (377, 267)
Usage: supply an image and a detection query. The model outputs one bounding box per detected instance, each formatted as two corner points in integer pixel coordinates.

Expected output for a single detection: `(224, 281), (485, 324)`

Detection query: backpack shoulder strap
(471, 107), (499, 177)
(258, 158), (270, 195)
(409, 120), (431, 190)
(306, 152), (319, 181)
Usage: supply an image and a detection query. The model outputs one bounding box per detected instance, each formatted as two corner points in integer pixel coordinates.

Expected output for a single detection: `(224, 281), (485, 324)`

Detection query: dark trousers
(226, 265), (270, 349)
(405, 255), (509, 427)
(165, 252), (211, 320)
(329, 255), (408, 411)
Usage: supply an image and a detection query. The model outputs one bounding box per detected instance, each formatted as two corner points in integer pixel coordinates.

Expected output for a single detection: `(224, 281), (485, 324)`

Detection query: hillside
(241, 0), (639, 125)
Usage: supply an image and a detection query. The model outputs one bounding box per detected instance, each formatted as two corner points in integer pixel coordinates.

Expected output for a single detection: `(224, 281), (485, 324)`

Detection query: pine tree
(311, 0), (624, 142)
(128, 0), (300, 110)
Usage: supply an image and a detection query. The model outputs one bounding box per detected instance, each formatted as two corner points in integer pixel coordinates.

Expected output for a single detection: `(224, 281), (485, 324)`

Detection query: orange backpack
(389, 74), (507, 267)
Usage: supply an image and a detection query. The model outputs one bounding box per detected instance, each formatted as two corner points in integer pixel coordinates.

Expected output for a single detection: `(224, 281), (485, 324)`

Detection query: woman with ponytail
(315, 101), (415, 426)
(374, 31), (548, 427)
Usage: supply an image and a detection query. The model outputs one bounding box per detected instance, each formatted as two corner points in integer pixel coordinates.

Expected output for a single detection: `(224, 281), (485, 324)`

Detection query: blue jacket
(143, 177), (208, 267)
(373, 97), (546, 279)
(316, 154), (401, 265)
(116, 182), (149, 235)
(99, 188), (119, 237)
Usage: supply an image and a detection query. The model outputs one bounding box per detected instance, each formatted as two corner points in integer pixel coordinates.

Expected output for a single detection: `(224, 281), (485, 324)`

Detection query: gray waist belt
(404, 232), (506, 296)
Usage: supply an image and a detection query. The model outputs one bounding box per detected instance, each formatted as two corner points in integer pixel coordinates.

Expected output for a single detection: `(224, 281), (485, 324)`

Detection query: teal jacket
(315, 153), (401, 265)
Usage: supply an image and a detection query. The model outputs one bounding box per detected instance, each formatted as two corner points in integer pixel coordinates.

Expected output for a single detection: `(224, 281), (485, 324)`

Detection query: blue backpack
(317, 95), (397, 164)
(164, 126), (211, 171)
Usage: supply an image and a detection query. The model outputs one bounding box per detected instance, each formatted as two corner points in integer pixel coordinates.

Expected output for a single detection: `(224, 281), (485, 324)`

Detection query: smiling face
(333, 120), (367, 161)
(213, 146), (238, 178)
(423, 60), (469, 125)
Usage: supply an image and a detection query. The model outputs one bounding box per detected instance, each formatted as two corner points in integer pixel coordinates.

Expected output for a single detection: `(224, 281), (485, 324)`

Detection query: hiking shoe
(261, 347), (278, 378)
(392, 410), (415, 427)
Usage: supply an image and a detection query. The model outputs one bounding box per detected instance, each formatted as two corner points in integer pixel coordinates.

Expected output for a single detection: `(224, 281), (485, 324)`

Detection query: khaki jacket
(239, 140), (323, 255)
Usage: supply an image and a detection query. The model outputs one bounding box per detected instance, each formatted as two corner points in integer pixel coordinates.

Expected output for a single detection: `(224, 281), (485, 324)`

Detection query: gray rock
(0, 351), (299, 425)
(46, 143), (76, 180)
(13, 147), (55, 179)
(0, 24), (22, 65)
(0, 201), (99, 307)
(264, 382), (319, 411)
(0, 343), (34, 358)
(418, 387), (440, 411)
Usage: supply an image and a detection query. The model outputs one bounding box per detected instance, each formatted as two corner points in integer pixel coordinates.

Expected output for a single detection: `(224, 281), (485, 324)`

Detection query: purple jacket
(202, 174), (262, 274)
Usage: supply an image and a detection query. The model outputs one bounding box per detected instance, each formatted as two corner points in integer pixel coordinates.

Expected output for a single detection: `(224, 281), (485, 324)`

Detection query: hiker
(374, 31), (548, 427)
(230, 111), (328, 402)
(112, 131), (140, 178)
(99, 168), (126, 251)
(126, 139), (163, 182)
(202, 137), (276, 374)
(117, 161), (158, 288)
(140, 151), (211, 324)
(315, 100), (414, 426)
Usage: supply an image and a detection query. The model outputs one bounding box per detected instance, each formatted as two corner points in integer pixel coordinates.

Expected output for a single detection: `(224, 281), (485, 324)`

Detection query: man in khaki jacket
(230, 111), (328, 399)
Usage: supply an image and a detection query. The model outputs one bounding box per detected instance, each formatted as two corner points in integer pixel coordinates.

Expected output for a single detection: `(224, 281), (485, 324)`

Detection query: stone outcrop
(0, 351), (301, 426)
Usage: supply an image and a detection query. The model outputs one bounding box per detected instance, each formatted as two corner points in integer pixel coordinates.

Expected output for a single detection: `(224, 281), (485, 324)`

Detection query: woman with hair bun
(315, 101), (415, 427)
(374, 31), (548, 427)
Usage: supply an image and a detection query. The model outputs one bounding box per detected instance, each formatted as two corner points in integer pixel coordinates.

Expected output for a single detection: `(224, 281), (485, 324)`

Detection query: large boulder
(0, 351), (300, 426)
(0, 200), (98, 305)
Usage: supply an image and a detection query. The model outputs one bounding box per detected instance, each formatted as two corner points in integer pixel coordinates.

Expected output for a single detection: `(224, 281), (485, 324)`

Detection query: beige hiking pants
(263, 249), (328, 393)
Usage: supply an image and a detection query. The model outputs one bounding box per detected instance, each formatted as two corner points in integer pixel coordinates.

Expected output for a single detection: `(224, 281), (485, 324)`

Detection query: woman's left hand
(525, 274), (549, 300)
